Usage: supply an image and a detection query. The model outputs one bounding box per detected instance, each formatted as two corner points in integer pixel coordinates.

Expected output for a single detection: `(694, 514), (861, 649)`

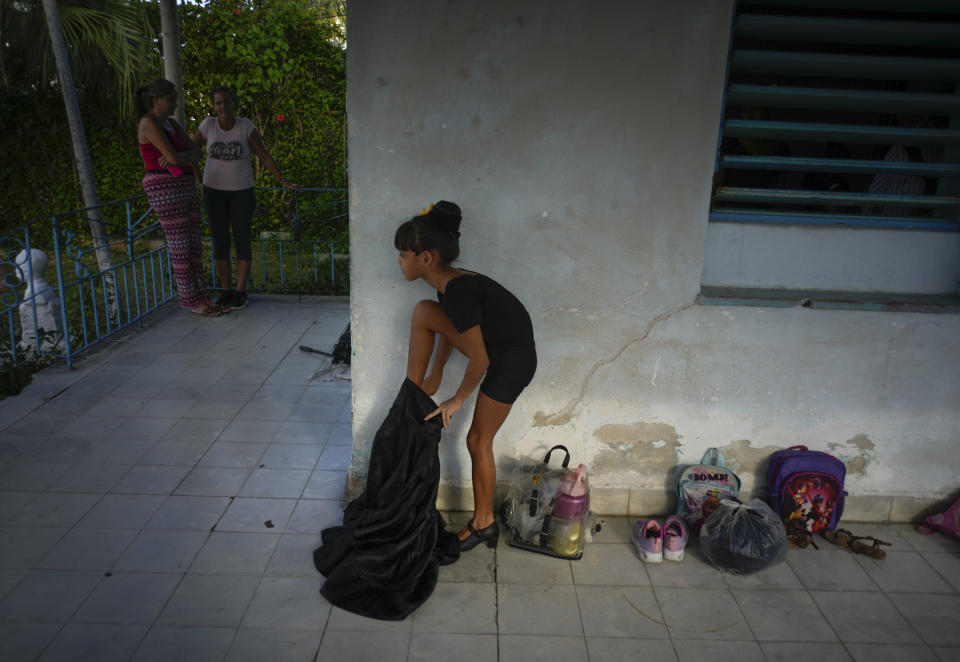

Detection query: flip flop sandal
(824, 528), (892, 559)
(191, 305), (223, 318)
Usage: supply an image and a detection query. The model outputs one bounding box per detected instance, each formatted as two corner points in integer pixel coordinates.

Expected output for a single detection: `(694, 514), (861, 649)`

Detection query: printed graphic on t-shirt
(209, 141), (243, 161)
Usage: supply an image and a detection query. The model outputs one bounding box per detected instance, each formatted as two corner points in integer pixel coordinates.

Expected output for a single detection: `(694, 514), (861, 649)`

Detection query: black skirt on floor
(313, 378), (460, 620)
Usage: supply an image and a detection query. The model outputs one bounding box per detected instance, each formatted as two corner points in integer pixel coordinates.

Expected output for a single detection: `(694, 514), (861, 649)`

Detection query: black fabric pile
(313, 378), (460, 620)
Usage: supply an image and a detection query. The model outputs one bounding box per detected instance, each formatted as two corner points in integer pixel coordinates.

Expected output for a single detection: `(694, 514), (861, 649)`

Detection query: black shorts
(480, 345), (537, 405)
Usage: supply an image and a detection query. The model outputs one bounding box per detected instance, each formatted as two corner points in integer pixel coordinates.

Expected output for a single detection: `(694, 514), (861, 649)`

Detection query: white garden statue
(15, 248), (62, 353)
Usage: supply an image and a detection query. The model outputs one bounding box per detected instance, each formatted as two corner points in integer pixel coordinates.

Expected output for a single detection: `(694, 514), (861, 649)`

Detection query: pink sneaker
(663, 515), (689, 561)
(631, 519), (663, 563)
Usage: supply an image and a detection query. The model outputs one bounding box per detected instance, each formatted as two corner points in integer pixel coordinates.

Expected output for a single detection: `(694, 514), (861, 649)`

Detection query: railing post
(261, 240), (267, 290)
(293, 189), (301, 242)
(125, 198), (134, 258)
(51, 216), (73, 367)
(330, 241), (335, 286)
(131, 200), (143, 323)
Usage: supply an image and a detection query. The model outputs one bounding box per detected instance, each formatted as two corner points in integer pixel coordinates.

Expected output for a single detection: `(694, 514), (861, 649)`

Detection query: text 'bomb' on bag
(676, 447), (742, 534)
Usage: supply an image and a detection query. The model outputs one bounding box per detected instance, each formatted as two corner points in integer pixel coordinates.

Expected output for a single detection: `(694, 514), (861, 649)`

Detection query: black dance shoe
(459, 520), (499, 551)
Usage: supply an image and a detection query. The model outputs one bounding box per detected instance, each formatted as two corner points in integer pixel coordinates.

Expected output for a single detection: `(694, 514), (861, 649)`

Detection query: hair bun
(430, 200), (462, 233)
(433, 200), (461, 220)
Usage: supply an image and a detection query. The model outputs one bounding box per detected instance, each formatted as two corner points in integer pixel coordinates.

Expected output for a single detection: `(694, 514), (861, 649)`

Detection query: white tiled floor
(1, 295), (959, 661)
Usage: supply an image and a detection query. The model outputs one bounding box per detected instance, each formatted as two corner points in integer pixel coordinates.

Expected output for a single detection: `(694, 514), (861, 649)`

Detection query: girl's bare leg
(404, 300), (510, 538)
(406, 300), (465, 387)
(461, 392), (512, 539)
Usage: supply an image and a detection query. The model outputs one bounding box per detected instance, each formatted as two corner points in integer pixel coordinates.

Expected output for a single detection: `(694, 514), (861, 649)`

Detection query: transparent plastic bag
(699, 498), (787, 575)
(501, 445), (598, 559)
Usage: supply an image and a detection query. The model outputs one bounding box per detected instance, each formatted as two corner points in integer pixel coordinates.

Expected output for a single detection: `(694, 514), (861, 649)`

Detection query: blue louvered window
(711, 0), (960, 231)
(700, 0), (960, 307)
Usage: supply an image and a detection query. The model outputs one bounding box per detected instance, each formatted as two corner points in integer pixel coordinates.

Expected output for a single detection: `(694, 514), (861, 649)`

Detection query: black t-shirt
(437, 273), (535, 356)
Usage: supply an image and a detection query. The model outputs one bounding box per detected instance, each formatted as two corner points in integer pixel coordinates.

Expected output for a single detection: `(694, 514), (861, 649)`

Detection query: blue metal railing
(1, 187), (348, 371)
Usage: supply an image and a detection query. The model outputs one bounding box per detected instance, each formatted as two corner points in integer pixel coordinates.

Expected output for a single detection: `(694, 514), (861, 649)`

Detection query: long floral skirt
(142, 172), (209, 309)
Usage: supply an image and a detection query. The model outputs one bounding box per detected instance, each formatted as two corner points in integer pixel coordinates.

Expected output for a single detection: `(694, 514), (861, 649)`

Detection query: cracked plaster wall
(346, 0), (960, 517)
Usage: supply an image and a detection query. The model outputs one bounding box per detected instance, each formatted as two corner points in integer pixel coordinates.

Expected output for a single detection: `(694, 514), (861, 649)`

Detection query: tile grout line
(494, 545), (500, 662)
(570, 559), (591, 661)
(629, 545), (684, 658)
(883, 582), (941, 649)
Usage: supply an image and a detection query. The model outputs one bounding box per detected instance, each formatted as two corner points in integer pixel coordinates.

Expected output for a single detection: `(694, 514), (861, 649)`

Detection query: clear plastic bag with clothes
(501, 445), (599, 559)
(699, 498), (788, 575)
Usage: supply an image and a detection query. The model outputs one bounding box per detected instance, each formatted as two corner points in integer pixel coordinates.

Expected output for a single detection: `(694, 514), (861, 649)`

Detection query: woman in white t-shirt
(191, 86), (300, 310)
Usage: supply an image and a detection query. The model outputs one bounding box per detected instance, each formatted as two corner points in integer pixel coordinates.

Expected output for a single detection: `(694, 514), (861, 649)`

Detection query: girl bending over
(395, 201), (536, 551)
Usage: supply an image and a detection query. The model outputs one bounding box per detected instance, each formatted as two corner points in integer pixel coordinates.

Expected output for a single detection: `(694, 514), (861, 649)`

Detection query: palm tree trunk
(40, 0), (117, 319)
(159, 0), (185, 128)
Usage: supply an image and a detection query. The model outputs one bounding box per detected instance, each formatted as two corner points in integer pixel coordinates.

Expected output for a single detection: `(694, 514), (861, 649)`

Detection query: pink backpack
(916, 496), (960, 541)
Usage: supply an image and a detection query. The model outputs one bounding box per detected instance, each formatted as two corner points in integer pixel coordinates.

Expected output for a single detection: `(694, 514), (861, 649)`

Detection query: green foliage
(0, 89), (147, 244)
(0, 0), (347, 244)
(180, 0), (347, 237)
(0, 0), (158, 241)
(0, 0), (158, 116)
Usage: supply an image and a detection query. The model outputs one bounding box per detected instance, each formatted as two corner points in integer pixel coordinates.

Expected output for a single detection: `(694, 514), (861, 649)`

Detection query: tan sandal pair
(191, 302), (230, 317)
(824, 528), (892, 559)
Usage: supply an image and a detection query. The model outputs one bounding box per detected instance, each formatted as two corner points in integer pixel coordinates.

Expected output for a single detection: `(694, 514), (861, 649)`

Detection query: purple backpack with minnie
(768, 445), (847, 535)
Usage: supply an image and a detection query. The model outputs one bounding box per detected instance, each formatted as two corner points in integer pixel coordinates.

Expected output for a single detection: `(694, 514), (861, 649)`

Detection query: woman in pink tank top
(136, 78), (227, 318)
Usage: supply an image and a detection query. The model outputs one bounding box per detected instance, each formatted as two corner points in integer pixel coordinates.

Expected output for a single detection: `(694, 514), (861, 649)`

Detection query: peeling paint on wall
(835, 434), (875, 452)
(846, 456), (868, 475)
(716, 439), (782, 475)
(590, 422), (681, 476)
(828, 434), (876, 476)
(533, 410), (572, 427)
(712, 436), (875, 481)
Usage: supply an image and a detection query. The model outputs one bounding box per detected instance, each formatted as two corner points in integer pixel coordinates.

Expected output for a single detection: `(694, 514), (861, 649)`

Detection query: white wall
(346, 0), (960, 521)
(703, 223), (960, 294)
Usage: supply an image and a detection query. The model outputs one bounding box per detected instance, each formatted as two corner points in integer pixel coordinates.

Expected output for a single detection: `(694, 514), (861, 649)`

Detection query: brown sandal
(824, 528), (892, 559)
(191, 304), (224, 318)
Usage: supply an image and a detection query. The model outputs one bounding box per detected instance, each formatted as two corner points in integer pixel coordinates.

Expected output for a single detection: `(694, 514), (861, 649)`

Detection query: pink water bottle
(553, 464), (587, 520)
(549, 464), (588, 556)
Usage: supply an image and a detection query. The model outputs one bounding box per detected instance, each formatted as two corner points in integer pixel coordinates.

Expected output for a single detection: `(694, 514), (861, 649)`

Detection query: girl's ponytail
(134, 86), (150, 117)
(134, 78), (176, 117)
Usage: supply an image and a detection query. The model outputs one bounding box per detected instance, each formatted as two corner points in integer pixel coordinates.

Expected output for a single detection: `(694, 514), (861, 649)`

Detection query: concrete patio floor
(1, 294), (959, 662)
